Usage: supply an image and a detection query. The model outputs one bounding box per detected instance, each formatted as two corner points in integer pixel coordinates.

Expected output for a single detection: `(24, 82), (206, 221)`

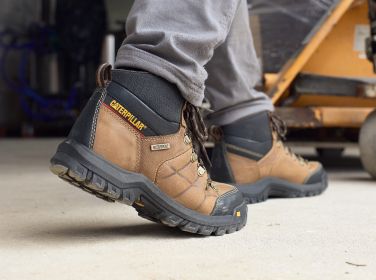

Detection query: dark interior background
(0, 0), (336, 137)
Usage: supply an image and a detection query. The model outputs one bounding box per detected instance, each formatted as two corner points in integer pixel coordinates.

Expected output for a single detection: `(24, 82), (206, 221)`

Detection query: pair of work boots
(50, 64), (327, 236)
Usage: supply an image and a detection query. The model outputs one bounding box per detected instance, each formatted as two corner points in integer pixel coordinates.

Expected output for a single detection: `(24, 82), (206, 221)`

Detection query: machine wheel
(359, 109), (376, 179)
(316, 148), (344, 158)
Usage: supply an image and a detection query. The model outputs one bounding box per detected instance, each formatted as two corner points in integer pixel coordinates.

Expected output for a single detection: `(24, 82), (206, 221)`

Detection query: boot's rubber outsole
(50, 140), (247, 236)
(237, 173), (328, 204)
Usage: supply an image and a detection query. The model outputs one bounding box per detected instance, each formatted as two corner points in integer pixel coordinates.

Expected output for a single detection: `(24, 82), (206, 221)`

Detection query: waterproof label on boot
(150, 143), (171, 151)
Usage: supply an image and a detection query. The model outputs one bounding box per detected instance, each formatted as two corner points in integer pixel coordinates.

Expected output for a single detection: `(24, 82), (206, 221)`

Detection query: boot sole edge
(237, 174), (328, 204)
(50, 139), (247, 236)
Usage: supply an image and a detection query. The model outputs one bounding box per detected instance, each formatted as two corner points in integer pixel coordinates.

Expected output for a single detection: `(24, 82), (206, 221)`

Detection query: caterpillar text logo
(109, 100), (147, 131)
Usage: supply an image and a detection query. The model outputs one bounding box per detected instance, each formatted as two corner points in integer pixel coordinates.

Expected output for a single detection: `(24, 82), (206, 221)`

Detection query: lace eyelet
(206, 180), (218, 193)
(197, 166), (206, 176)
(184, 134), (191, 145)
(191, 152), (198, 163)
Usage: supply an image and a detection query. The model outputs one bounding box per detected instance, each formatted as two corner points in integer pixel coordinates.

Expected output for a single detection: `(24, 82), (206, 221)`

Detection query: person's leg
(115, 0), (241, 107)
(207, 0), (327, 203)
(204, 0), (274, 126)
(50, 0), (248, 236)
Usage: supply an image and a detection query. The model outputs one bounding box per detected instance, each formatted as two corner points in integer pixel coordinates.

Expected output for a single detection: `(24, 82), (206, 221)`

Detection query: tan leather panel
(194, 182), (236, 215)
(211, 182), (235, 196)
(308, 161), (320, 171)
(140, 126), (191, 182)
(177, 186), (209, 213)
(156, 148), (216, 215)
(195, 195), (218, 215)
(227, 153), (261, 184)
(261, 141), (312, 184)
(193, 182), (234, 215)
(93, 105), (141, 172)
(93, 104), (236, 215)
(156, 149), (202, 197)
(228, 137), (320, 184)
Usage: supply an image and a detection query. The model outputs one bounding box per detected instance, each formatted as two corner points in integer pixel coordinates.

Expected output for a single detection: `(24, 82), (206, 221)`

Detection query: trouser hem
(115, 46), (205, 106)
(206, 99), (275, 126)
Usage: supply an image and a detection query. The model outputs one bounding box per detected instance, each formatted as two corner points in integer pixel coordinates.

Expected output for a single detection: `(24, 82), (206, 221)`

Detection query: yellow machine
(254, 0), (376, 178)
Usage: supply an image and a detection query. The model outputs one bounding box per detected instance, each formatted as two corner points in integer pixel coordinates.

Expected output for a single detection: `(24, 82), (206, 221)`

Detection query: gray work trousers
(115, 0), (274, 125)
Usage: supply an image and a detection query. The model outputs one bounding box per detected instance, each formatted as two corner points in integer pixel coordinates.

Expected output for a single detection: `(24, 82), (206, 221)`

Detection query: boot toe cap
(305, 163), (327, 185)
(211, 185), (245, 216)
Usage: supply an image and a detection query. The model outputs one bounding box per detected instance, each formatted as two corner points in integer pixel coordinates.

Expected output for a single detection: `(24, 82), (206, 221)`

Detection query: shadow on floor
(23, 222), (206, 246)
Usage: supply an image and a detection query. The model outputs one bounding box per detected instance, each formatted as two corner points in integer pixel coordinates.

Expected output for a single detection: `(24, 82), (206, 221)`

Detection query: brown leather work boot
(210, 111), (328, 204)
(50, 64), (247, 235)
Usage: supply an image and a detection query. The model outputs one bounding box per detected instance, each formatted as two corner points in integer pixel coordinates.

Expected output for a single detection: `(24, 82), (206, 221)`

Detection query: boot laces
(270, 113), (308, 165)
(209, 125), (224, 143)
(184, 103), (217, 192)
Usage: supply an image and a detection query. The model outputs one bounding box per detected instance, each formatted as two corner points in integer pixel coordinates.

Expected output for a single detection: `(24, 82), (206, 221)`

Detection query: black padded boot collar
(112, 69), (184, 124)
(106, 69), (185, 136)
(222, 111), (273, 158)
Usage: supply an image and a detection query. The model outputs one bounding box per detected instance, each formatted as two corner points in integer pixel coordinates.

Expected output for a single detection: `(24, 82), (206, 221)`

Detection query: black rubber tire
(50, 139), (247, 236)
(359, 109), (376, 179)
(316, 148), (345, 158)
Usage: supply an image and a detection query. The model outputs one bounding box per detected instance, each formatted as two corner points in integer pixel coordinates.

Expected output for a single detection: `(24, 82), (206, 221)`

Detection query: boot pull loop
(96, 63), (112, 87)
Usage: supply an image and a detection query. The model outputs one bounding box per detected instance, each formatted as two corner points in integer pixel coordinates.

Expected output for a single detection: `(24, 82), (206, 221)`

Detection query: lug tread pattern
(50, 162), (246, 236)
(244, 173), (328, 204)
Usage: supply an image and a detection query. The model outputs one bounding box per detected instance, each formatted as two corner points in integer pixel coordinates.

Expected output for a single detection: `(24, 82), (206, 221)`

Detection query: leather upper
(92, 88), (239, 216)
(226, 133), (322, 185)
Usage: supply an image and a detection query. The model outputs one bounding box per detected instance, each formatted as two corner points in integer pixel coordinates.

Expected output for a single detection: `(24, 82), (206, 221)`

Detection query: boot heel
(50, 151), (138, 205)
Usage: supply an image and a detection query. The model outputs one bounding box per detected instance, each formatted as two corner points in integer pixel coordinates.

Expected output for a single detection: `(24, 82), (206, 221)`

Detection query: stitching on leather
(169, 165), (193, 186)
(228, 152), (261, 182)
(217, 188), (238, 199)
(226, 143), (264, 159)
(173, 176), (200, 199)
(152, 144), (191, 183)
(135, 131), (141, 172)
(101, 105), (142, 171)
(210, 188), (238, 216)
(142, 125), (189, 181)
(101, 106), (141, 171)
(89, 88), (107, 149)
(160, 161), (192, 182)
(143, 128), (184, 142)
(193, 190), (217, 212)
(192, 194), (207, 211)
(146, 127), (189, 182)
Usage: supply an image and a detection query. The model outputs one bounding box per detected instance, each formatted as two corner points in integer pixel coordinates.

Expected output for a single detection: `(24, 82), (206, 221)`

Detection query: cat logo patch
(106, 99), (147, 131)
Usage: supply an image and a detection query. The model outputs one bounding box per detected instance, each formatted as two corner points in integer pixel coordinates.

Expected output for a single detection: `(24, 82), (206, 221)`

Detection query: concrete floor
(0, 139), (375, 280)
